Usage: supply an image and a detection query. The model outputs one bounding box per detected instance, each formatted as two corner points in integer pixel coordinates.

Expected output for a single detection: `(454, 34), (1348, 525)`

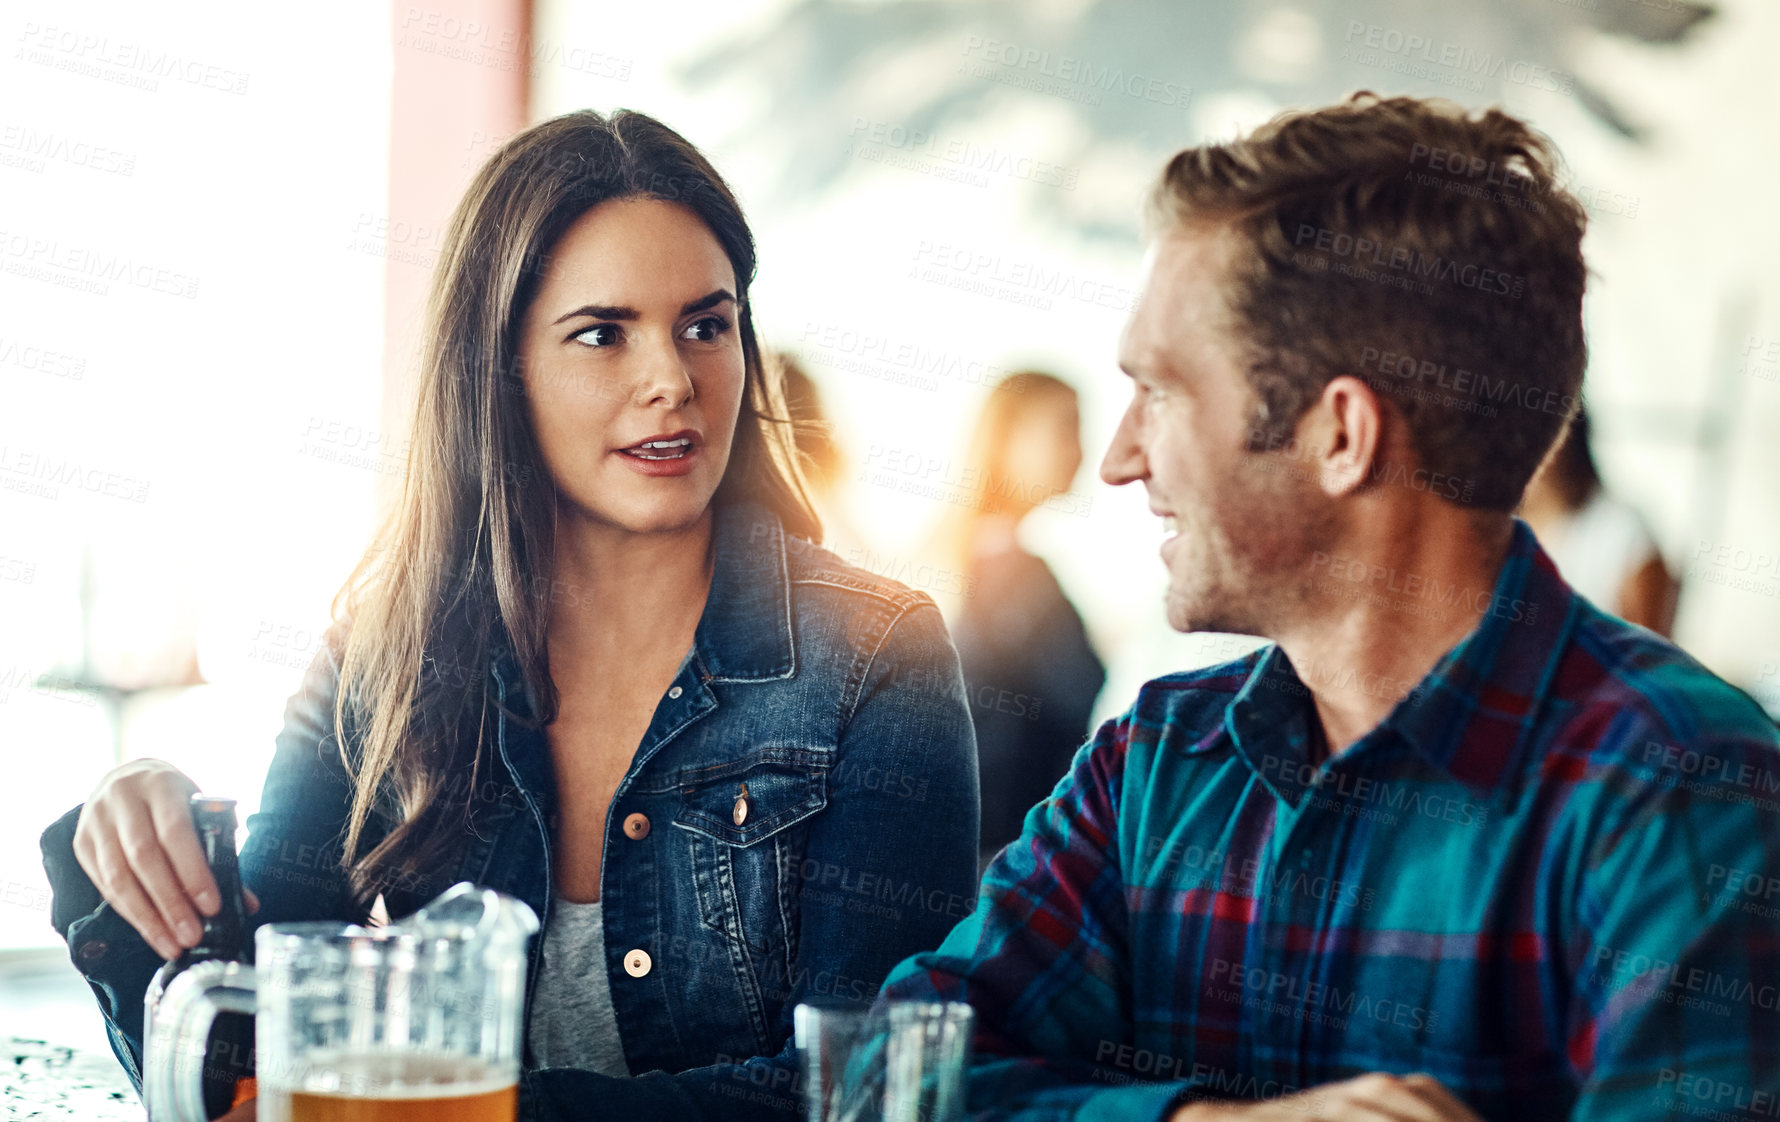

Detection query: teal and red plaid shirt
(880, 520), (1780, 1120)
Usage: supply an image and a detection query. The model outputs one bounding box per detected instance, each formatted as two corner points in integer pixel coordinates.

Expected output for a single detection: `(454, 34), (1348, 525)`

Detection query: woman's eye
(681, 315), (730, 343)
(572, 324), (623, 348)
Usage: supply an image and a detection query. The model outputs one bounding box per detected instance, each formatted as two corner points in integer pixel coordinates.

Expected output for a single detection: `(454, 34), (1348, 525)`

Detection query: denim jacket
(41, 500), (981, 1120)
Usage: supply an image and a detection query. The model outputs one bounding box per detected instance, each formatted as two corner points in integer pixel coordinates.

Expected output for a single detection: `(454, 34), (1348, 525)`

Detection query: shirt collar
(1228, 518), (1578, 799)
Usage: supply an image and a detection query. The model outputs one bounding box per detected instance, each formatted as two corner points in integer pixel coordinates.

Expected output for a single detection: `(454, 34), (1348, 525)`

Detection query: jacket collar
(489, 499), (797, 707)
(1228, 518), (1577, 800)
(692, 500), (797, 683)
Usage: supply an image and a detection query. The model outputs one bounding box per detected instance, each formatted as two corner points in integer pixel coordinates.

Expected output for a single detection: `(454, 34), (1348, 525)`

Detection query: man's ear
(1309, 375), (1382, 498)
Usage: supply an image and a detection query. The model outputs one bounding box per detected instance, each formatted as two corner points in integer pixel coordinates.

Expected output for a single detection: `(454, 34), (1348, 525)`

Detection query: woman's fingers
(94, 843), (181, 960)
(149, 780), (220, 915)
(243, 887), (260, 914)
(116, 805), (205, 952)
(72, 761), (218, 960)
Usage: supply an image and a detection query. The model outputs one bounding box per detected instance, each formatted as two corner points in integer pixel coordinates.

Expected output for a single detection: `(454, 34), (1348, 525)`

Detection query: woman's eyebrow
(680, 288), (737, 314)
(552, 303), (635, 324)
(550, 288), (736, 326)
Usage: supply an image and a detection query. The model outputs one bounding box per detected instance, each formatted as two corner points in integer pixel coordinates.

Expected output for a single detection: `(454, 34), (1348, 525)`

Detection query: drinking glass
(794, 1000), (882, 1122)
(144, 883), (538, 1122)
(795, 1000), (973, 1122)
(882, 1002), (973, 1122)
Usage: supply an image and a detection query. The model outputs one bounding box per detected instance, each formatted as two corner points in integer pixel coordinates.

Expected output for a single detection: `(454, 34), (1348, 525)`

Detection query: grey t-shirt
(526, 896), (630, 1076)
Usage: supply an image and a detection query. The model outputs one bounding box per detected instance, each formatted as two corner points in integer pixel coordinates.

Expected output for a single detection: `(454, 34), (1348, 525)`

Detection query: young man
(878, 94), (1780, 1121)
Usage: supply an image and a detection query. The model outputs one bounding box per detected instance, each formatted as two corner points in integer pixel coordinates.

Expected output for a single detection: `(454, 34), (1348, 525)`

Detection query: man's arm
(1566, 729), (1780, 1119)
(872, 708), (1206, 1122)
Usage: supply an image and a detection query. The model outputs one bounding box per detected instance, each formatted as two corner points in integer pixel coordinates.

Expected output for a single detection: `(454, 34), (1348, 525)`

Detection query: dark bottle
(143, 794), (256, 1119)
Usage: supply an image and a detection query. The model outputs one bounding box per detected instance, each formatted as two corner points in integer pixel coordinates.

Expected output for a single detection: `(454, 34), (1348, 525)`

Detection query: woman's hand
(71, 759), (257, 959)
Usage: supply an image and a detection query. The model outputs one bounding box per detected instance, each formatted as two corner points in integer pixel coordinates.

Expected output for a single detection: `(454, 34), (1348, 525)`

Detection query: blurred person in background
(772, 351), (870, 559)
(41, 108), (978, 1122)
(874, 93), (1780, 1120)
(1519, 405), (1679, 635)
(926, 372), (1104, 870)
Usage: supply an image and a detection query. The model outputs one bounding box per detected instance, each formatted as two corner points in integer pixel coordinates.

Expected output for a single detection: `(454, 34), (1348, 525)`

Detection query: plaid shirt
(880, 520), (1780, 1121)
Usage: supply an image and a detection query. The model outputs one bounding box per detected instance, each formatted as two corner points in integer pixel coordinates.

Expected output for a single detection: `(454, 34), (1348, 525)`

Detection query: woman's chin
(564, 490), (717, 538)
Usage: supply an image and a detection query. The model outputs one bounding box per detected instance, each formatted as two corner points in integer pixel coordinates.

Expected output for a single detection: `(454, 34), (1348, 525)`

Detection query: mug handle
(144, 960), (258, 1122)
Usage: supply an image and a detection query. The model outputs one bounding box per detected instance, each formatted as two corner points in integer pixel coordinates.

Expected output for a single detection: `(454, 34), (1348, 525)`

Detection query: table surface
(4, 1036), (143, 1120)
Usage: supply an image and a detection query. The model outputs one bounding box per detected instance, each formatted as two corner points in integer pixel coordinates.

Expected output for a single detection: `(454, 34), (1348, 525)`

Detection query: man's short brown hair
(1146, 92), (1588, 511)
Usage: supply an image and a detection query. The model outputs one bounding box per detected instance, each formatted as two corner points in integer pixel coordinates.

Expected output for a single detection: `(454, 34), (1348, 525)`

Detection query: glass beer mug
(145, 883), (539, 1122)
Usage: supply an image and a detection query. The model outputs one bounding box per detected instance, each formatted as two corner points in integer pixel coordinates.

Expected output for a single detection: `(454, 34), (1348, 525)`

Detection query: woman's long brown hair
(330, 110), (821, 903)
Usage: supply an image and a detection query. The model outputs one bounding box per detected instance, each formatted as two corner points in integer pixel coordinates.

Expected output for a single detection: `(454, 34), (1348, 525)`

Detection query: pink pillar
(382, 0), (531, 438)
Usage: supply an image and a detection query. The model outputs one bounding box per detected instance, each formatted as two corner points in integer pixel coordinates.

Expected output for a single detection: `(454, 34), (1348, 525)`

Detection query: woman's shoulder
(712, 503), (957, 687)
(779, 531), (940, 616)
(289, 617), (353, 701)
(719, 497), (939, 613)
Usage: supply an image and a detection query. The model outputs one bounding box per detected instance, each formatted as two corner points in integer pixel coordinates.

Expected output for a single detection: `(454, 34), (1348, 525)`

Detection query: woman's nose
(635, 343), (695, 408)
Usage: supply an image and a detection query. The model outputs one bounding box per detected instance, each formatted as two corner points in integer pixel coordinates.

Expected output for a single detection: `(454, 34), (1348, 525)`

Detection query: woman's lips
(615, 440), (701, 477)
(622, 436), (694, 461)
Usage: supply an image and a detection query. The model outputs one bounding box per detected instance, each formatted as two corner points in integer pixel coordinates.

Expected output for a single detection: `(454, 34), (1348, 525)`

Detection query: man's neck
(1274, 509), (1515, 756)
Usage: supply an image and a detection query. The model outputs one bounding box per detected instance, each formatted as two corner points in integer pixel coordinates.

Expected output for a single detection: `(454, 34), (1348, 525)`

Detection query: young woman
(1519, 406), (1679, 636)
(40, 109), (979, 1118)
(924, 372), (1104, 871)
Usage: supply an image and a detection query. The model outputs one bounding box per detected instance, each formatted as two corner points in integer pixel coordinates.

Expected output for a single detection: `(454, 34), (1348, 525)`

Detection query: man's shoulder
(1548, 603), (1780, 789)
(1051, 651), (1263, 818)
(1111, 648), (1270, 745)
